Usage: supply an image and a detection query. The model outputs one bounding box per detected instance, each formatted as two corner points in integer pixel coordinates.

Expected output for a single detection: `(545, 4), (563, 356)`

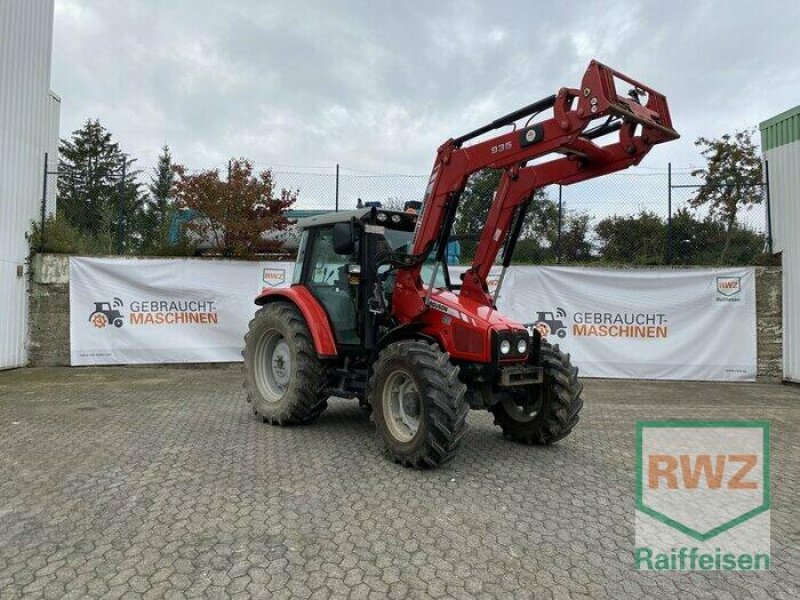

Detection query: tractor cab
(291, 206), (539, 391)
(291, 207), (446, 350)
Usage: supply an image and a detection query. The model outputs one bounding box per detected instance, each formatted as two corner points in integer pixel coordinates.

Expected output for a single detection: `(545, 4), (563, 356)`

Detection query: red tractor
(243, 61), (679, 468)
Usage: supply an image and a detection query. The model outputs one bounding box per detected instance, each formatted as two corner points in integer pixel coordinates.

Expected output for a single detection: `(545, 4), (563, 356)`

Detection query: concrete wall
(28, 254), (784, 381)
(755, 265), (783, 381)
(28, 254), (70, 368)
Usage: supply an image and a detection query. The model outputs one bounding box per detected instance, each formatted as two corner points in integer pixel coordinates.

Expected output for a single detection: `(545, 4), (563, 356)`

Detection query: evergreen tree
(139, 145), (176, 251)
(57, 119), (145, 253)
(149, 145), (174, 218)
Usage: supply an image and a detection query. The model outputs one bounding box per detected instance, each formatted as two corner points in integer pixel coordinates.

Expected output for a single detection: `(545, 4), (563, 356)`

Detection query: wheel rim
(254, 329), (292, 402)
(502, 388), (544, 423)
(382, 370), (422, 443)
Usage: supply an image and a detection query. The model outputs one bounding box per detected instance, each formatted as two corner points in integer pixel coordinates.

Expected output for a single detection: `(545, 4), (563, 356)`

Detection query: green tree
(671, 207), (765, 265)
(595, 211), (665, 264)
(453, 169), (556, 263)
(690, 129), (763, 262)
(138, 144), (176, 252)
(559, 213), (593, 262)
(454, 169), (502, 259)
(57, 119), (146, 253)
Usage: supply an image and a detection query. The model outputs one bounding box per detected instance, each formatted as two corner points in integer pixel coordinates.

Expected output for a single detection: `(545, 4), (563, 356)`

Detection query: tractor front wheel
(243, 302), (327, 425)
(368, 340), (469, 469)
(489, 340), (583, 445)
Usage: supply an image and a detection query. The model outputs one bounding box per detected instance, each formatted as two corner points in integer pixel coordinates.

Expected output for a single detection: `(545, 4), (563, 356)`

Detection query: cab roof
(296, 208), (416, 230)
(295, 209), (371, 230)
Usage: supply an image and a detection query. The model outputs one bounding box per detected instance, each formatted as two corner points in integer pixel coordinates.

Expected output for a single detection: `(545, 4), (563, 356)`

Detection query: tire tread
(243, 302), (327, 425)
(368, 340), (469, 469)
(489, 339), (583, 445)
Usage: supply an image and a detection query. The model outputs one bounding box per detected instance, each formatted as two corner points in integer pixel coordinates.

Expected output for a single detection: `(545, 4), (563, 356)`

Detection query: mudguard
(254, 286), (338, 358)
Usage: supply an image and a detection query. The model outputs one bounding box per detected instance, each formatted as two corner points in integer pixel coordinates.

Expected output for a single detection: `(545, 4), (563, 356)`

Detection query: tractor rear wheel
(243, 302), (327, 425)
(489, 340), (583, 445)
(368, 340), (469, 469)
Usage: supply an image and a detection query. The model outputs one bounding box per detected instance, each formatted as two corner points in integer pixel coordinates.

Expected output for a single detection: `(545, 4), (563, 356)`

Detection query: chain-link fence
(33, 157), (772, 266)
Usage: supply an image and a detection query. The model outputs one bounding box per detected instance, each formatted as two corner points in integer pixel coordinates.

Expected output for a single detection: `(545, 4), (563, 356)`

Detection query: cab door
(303, 226), (359, 345)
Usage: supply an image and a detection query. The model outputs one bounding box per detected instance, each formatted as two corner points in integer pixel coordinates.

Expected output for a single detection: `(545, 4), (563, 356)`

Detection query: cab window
(304, 227), (359, 345)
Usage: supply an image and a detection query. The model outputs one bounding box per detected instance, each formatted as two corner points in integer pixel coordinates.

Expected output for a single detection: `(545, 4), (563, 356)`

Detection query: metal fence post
(666, 162), (673, 264)
(40, 152), (49, 251)
(335, 163), (340, 212)
(764, 160), (773, 254)
(117, 160), (127, 255)
(556, 184), (563, 263)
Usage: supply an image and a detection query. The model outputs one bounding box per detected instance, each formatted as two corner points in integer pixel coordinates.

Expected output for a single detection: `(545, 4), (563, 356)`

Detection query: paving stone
(0, 366), (796, 599)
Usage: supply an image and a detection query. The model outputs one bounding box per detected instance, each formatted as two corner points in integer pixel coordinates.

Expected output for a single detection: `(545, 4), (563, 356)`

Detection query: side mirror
(332, 222), (355, 255)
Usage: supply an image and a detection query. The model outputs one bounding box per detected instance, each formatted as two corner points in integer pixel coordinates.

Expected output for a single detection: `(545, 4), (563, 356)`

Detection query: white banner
(69, 257), (293, 366)
(494, 266), (757, 381)
(70, 258), (757, 380)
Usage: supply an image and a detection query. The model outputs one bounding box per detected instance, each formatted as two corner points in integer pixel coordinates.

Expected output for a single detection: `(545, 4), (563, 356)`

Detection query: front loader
(243, 60), (679, 468)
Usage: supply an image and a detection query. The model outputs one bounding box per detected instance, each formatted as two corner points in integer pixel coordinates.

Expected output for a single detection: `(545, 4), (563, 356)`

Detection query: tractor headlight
(517, 338), (528, 354)
(500, 340), (511, 355)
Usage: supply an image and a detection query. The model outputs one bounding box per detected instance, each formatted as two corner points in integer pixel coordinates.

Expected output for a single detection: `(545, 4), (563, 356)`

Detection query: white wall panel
(0, 0), (59, 368)
(765, 141), (800, 381)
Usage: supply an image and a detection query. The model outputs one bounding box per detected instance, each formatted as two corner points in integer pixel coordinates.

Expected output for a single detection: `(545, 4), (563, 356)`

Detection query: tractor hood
(418, 289), (530, 364)
(426, 289), (525, 332)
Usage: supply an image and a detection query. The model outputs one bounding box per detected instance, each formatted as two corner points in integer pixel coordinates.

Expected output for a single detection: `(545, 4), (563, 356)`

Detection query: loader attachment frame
(392, 60), (679, 320)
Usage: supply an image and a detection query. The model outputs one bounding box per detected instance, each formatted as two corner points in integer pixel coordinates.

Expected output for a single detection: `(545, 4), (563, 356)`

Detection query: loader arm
(461, 118), (667, 303)
(392, 60), (679, 321)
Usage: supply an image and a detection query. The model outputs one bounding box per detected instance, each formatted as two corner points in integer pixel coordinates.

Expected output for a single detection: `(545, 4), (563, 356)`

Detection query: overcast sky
(52, 0), (799, 179)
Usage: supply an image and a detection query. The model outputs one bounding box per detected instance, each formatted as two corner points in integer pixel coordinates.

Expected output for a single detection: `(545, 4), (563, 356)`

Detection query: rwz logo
(637, 421), (769, 541)
(716, 277), (741, 297)
(262, 268), (286, 287)
(648, 454), (758, 490)
(634, 421), (770, 571)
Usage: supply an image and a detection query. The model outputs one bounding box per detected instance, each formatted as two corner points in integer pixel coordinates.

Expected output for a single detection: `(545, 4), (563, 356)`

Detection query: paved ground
(0, 367), (797, 600)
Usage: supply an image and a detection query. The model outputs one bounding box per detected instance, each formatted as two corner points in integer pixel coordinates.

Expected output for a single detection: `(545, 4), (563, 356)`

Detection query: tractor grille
(452, 321), (483, 354)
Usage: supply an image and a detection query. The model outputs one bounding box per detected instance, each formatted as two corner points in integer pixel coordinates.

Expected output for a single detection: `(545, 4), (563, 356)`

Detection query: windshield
(377, 226), (448, 289)
(381, 229), (414, 254)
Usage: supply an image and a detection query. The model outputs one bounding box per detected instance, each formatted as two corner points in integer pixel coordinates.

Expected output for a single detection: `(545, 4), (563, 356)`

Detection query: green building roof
(760, 105), (800, 151)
